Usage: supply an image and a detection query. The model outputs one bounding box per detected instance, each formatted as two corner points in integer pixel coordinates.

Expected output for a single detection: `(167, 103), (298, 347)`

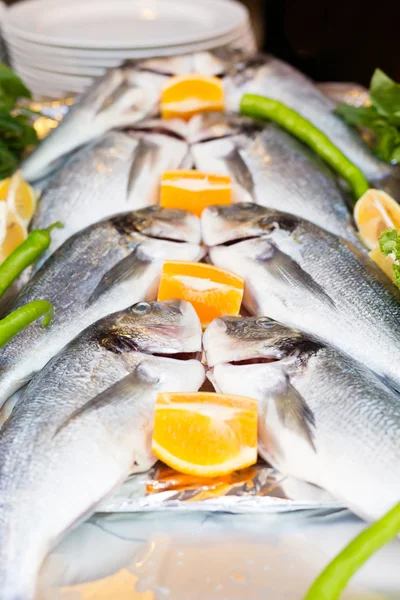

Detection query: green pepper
(0, 300), (54, 348)
(0, 222), (63, 297)
(240, 94), (369, 200)
(304, 501), (400, 600)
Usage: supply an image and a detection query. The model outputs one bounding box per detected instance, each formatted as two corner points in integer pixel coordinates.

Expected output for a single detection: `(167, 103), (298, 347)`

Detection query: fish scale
(0, 207), (203, 407)
(0, 300), (204, 600)
(30, 127), (191, 269)
(204, 316), (400, 522)
(203, 204), (400, 391)
(192, 117), (359, 244)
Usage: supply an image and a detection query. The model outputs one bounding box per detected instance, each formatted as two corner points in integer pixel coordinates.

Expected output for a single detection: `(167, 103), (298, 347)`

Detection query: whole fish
(223, 54), (400, 199)
(30, 127), (191, 267)
(0, 207), (203, 406)
(202, 203), (400, 391)
(191, 114), (358, 244)
(204, 315), (400, 521)
(21, 66), (167, 182)
(20, 51), (233, 183)
(0, 300), (205, 600)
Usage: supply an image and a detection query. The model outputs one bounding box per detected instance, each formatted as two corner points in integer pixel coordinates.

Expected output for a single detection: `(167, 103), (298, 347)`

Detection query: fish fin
(377, 374), (400, 397)
(127, 137), (160, 199)
(257, 242), (336, 308)
(223, 146), (255, 199)
(54, 364), (158, 437)
(272, 375), (316, 451)
(95, 79), (132, 116)
(87, 246), (150, 306)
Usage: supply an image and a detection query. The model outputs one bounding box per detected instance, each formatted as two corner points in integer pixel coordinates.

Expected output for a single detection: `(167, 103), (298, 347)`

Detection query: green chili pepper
(0, 300), (54, 348)
(240, 94), (369, 200)
(0, 222), (63, 297)
(304, 501), (400, 600)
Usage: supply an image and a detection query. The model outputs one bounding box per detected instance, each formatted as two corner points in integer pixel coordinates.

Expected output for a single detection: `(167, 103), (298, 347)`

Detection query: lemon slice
(0, 172), (37, 226)
(354, 189), (400, 250)
(152, 392), (258, 478)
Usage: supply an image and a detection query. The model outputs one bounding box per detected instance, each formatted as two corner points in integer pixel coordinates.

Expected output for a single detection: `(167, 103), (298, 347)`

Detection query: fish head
(133, 354), (205, 394)
(104, 299), (202, 356)
(205, 316), (319, 459)
(204, 315), (309, 368)
(130, 206), (201, 244)
(201, 203), (298, 246)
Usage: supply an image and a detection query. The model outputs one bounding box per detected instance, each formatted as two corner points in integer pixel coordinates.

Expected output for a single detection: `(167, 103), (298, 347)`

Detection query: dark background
(260, 0), (400, 86)
(3, 0), (400, 86)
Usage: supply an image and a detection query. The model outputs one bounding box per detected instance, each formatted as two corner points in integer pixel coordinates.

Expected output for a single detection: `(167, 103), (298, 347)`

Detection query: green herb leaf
(335, 104), (379, 128)
(378, 229), (400, 288)
(370, 69), (400, 126)
(0, 63), (31, 102)
(379, 229), (400, 256)
(335, 68), (400, 164)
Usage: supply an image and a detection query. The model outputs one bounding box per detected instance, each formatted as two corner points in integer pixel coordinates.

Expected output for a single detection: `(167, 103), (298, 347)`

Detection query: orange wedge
(0, 205), (28, 263)
(157, 261), (244, 327)
(0, 172), (36, 225)
(369, 246), (396, 281)
(152, 392), (258, 477)
(354, 189), (400, 250)
(160, 170), (232, 216)
(160, 73), (224, 120)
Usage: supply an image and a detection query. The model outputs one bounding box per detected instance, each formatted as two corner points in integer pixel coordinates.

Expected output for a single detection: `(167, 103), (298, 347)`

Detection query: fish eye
(256, 317), (274, 328)
(132, 302), (151, 314)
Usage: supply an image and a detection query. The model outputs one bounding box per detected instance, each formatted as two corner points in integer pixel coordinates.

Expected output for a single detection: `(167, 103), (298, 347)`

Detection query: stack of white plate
(2, 0), (255, 98)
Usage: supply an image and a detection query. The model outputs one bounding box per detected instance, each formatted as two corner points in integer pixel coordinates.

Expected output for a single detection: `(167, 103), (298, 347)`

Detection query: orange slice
(354, 189), (400, 250)
(160, 73), (224, 120)
(369, 246), (396, 281)
(157, 261), (244, 327)
(152, 392), (258, 477)
(0, 172), (36, 226)
(160, 170), (232, 216)
(0, 204), (28, 263)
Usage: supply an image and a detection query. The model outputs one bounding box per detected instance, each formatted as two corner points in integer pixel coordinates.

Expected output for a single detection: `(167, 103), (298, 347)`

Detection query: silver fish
(30, 127), (191, 268)
(0, 207), (204, 406)
(223, 54), (400, 198)
(192, 115), (358, 244)
(21, 66), (167, 182)
(204, 315), (400, 521)
(202, 203), (400, 391)
(0, 300), (205, 599)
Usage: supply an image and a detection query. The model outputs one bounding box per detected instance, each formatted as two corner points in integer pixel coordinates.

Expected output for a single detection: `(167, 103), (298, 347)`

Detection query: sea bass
(19, 51), (232, 183)
(202, 203), (400, 391)
(21, 66), (167, 182)
(204, 315), (400, 521)
(30, 128), (191, 267)
(0, 300), (205, 600)
(191, 114), (358, 244)
(0, 207), (203, 405)
(223, 55), (400, 199)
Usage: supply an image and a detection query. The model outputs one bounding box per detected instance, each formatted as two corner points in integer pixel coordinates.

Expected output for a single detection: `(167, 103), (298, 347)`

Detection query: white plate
(4, 0), (248, 49)
(10, 56), (107, 77)
(7, 27), (254, 77)
(10, 62), (93, 86)
(4, 20), (251, 59)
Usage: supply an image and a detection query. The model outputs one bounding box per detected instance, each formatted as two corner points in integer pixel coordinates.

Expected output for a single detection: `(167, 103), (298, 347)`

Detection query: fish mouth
(153, 350), (202, 361)
(229, 356), (280, 366)
(201, 204), (266, 247)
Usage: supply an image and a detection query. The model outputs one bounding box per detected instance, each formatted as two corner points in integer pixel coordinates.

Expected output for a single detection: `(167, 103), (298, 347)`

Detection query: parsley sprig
(379, 229), (400, 286)
(0, 63), (38, 179)
(336, 69), (400, 164)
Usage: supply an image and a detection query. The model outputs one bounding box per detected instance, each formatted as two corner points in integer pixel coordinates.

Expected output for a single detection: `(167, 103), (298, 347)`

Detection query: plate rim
(4, 0), (248, 49)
